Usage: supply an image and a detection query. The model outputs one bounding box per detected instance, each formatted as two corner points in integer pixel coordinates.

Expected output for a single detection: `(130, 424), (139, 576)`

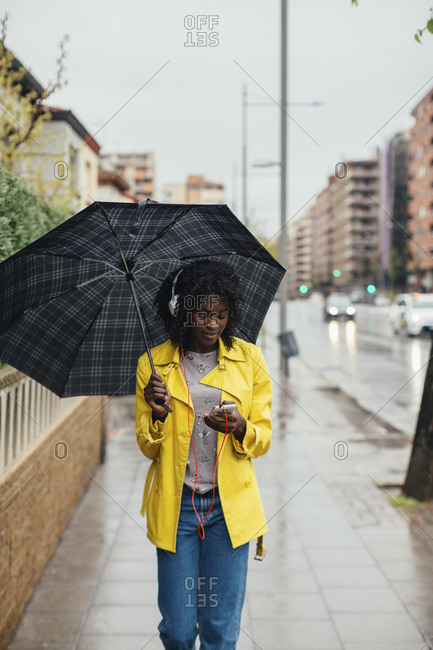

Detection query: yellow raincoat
(135, 336), (272, 553)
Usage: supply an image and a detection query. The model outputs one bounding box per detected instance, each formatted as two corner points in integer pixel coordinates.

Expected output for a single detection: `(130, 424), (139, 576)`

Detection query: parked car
(324, 294), (356, 321)
(389, 293), (433, 336)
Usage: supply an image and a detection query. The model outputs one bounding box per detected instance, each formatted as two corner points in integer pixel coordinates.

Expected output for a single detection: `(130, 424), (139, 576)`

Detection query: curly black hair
(154, 260), (244, 348)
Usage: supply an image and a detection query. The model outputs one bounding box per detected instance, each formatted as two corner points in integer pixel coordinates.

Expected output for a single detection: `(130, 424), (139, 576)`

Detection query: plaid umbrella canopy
(0, 200), (285, 397)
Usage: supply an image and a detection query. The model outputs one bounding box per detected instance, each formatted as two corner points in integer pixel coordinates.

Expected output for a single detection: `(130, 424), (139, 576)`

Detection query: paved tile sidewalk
(9, 335), (433, 650)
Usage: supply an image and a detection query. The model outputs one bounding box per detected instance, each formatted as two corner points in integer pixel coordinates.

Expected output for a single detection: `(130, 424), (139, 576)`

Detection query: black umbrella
(0, 200), (285, 397)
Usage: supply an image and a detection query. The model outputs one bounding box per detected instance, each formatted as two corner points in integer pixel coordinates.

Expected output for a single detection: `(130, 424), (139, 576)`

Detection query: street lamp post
(279, 0), (288, 352)
(243, 0), (321, 372)
(242, 84), (248, 227)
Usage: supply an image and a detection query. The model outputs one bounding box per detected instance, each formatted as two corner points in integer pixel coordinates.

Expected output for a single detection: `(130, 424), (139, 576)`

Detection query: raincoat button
(155, 485), (158, 492)
(245, 480), (251, 487)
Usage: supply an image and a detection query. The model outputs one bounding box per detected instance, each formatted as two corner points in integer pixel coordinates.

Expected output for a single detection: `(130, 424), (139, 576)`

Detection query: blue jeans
(157, 485), (249, 649)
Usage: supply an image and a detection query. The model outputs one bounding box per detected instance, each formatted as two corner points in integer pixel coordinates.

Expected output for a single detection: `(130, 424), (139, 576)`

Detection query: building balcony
(350, 211), (378, 220)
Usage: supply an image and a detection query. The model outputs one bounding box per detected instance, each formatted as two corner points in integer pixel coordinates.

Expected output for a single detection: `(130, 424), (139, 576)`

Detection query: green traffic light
(367, 285), (376, 294)
(299, 285), (308, 294)
(333, 269), (341, 278)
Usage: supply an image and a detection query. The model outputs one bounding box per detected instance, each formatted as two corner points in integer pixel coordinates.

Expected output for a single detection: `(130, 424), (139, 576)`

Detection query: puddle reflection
(345, 320), (357, 357)
(328, 320), (339, 346)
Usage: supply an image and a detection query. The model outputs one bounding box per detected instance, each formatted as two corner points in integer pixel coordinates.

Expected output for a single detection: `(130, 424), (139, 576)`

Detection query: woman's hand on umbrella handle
(144, 370), (171, 419)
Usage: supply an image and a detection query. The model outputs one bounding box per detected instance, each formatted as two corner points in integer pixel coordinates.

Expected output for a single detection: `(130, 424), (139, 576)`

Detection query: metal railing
(0, 368), (84, 477)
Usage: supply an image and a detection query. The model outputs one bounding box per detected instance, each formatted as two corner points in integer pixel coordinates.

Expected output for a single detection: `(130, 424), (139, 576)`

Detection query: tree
(351, 1), (433, 44)
(246, 215), (279, 261)
(0, 14), (76, 211)
(414, 7), (433, 43)
(0, 13), (69, 169)
(0, 163), (69, 262)
(403, 337), (433, 500)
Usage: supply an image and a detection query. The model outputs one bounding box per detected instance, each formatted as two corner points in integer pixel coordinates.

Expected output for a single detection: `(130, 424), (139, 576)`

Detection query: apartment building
(331, 159), (380, 289)
(100, 152), (155, 201)
(287, 206), (314, 297)
(408, 88), (433, 289)
(312, 179), (336, 290)
(97, 168), (139, 203)
(380, 131), (411, 291)
(163, 175), (225, 204)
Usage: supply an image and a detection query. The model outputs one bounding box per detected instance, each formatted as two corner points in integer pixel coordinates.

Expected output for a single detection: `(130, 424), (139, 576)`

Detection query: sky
(3, 0), (433, 239)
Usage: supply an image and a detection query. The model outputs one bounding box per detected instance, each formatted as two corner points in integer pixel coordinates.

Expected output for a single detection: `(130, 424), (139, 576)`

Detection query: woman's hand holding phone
(203, 400), (247, 443)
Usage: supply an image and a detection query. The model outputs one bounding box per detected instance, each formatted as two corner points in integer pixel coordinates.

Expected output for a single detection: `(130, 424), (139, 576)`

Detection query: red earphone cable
(180, 340), (229, 539)
(197, 411), (228, 534)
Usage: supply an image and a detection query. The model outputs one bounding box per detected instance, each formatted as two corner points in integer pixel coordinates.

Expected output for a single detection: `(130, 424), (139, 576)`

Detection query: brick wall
(0, 396), (106, 649)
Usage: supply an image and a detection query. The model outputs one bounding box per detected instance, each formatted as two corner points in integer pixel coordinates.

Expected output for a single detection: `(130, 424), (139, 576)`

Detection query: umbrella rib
(76, 270), (123, 288)
(132, 257), (183, 278)
(32, 250), (125, 274)
(131, 207), (192, 272)
(81, 257), (125, 274)
(6, 271), (121, 324)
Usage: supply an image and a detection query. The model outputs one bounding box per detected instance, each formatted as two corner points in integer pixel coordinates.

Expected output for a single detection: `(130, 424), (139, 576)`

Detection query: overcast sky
(3, 1), (433, 238)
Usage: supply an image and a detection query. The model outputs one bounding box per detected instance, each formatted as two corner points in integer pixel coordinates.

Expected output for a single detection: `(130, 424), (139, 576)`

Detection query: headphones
(168, 268), (183, 316)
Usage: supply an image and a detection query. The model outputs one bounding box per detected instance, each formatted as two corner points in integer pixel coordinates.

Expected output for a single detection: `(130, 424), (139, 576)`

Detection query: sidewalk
(9, 335), (433, 650)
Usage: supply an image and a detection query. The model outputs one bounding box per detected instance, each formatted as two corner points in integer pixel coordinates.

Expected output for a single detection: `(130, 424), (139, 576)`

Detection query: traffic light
(299, 284), (309, 294)
(332, 269), (341, 278)
(367, 284), (376, 294)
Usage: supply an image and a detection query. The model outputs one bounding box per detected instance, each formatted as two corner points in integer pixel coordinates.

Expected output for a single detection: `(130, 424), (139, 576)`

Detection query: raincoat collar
(151, 337), (246, 366)
(143, 337), (247, 408)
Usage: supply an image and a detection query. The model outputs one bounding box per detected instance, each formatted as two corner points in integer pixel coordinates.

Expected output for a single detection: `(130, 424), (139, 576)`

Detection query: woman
(135, 260), (272, 649)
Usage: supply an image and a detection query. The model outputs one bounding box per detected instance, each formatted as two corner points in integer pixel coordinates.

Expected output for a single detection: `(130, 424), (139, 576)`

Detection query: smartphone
(209, 402), (237, 420)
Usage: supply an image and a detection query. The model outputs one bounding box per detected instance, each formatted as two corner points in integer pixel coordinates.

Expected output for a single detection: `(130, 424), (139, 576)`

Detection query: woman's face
(187, 294), (229, 352)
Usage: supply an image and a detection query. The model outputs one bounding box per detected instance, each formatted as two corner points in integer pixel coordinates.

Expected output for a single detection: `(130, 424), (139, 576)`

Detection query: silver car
(324, 294), (356, 321)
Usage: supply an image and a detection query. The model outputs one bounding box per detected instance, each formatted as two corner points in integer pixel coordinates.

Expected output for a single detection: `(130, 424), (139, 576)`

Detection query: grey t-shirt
(180, 349), (222, 493)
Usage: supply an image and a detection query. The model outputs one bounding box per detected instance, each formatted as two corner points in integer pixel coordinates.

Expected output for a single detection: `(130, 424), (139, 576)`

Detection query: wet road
(263, 298), (433, 437)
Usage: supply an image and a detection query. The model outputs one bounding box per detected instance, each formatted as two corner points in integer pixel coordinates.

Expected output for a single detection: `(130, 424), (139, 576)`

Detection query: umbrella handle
(155, 397), (172, 413)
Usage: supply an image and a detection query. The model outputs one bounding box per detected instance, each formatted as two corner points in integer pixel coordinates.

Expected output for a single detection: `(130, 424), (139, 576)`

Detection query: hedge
(0, 164), (70, 262)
